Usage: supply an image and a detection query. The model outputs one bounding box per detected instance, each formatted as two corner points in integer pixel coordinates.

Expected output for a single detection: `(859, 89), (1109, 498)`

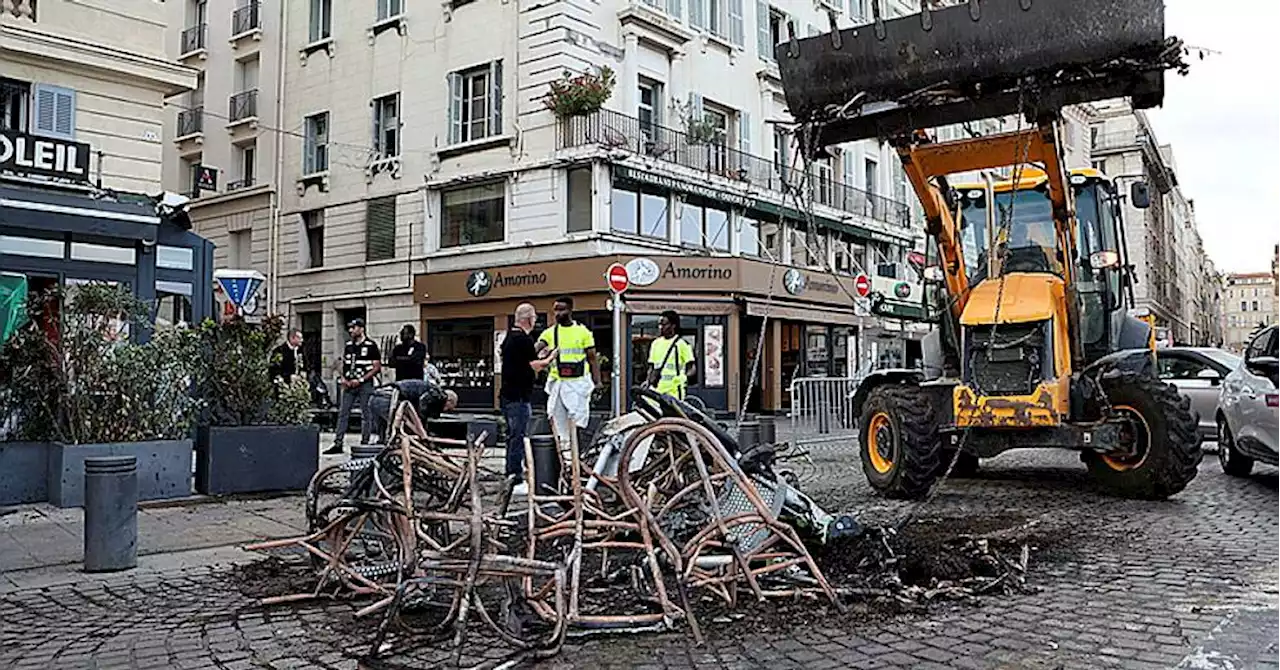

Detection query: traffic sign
(854, 273), (871, 298)
(605, 262), (629, 293)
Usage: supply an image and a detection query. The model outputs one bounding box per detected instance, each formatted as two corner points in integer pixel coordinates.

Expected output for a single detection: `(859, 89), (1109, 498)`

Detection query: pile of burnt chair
(246, 386), (854, 668)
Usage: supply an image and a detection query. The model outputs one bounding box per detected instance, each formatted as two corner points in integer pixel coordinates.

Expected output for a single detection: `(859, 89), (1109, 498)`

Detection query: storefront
(413, 254), (911, 414)
(0, 132), (214, 335)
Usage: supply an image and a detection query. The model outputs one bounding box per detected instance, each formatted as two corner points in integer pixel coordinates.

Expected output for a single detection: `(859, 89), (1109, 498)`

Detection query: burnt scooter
(585, 387), (861, 546)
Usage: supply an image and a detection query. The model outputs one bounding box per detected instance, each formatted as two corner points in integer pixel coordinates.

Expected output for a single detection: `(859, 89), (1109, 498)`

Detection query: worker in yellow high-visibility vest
(535, 295), (599, 447)
(647, 310), (696, 400)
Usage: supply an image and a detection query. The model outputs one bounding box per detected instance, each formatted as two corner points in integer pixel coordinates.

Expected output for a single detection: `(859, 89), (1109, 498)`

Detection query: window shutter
(842, 149), (854, 185)
(690, 92), (703, 119)
(33, 85), (76, 141)
(738, 111), (750, 154)
(689, 0), (704, 29)
(729, 0), (744, 46)
(489, 61), (503, 138)
(447, 72), (462, 144)
(756, 1), (772, 61)
(667, 0), (682, 21)
(366, 196), (397, 261)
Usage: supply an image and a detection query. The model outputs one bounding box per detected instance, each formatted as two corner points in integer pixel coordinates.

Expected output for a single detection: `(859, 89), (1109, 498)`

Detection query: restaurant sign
(613, 166), (758, 209)
(0, 130), (91, 182)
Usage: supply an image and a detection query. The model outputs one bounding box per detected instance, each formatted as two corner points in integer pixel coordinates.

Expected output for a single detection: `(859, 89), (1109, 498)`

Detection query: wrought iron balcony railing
(229, 89), (258, 123)
(177, 107), (203, 137)
(228, 176), (255, 191)
(232, 1), (260, 36)
(558, 108), (912, 229)
(181, 23), (207, 53)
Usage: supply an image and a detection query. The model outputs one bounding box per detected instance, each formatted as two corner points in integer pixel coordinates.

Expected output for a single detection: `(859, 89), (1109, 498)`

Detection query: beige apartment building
(0, 1), (217, 326)
(1223, 272), (1277, 353)
(162, 0), (281, 305)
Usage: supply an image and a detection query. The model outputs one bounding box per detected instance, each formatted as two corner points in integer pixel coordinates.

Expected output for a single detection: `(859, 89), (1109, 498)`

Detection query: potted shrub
(193, 314), (319, 496)
(542, 66), (616, 119)
(0, 283), (203, 508)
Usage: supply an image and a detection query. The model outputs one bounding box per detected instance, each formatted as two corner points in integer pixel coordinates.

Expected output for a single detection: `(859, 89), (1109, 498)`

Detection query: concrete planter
(0, 441), (51, 505)
(195, 424), (320, 496)
(47, 440), (193, 508)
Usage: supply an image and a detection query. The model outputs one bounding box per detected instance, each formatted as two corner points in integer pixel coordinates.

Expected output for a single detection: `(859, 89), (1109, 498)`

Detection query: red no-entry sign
(606, 263), (630, 293)
(854, 273), (871, 298)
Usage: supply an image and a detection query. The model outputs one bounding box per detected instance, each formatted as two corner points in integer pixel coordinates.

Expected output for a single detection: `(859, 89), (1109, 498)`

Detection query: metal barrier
(787, 376), (863, 451)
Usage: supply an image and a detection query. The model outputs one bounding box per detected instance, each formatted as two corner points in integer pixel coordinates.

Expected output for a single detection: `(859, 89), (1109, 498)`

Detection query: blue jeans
(502, 400), (532, 477)
(335, 381), (375, 448)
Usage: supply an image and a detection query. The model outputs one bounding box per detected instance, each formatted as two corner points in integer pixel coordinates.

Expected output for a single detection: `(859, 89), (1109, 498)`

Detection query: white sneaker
(512, 483), (528, 496)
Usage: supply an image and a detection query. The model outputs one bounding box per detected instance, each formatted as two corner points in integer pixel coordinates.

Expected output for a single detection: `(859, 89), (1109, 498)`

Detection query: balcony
(227, 176), (256, 191)
(227, 89), (258, 138)
(1, 0), (36, 21)
(231, 1), (262, 46)
(180, 23), (208, 58)
(176, 107), (204, 144)
(559, 108), (912, 229)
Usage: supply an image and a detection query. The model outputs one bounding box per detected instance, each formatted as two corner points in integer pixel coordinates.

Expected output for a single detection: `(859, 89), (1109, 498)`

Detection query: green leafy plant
(0, 283), (202, 444)
(670, 99), (723, 144)
(542, 67), (616, 118)
(195, 313), (310, 427)
(267, 376), (313, 426)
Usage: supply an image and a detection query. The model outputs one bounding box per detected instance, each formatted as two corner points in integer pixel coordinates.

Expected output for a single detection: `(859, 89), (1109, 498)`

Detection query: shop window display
(428, 317), (494, 408)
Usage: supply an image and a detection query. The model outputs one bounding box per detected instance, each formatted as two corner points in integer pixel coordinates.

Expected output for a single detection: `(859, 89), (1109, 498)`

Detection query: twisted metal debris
(245, 397), (843, 668)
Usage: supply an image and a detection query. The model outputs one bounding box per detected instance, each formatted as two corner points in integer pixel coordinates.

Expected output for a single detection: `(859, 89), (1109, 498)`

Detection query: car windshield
(1200, 349), (1243, 371)
(959, 187), (1061, 283)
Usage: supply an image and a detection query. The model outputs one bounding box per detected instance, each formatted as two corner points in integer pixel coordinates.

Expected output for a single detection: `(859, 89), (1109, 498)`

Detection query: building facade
(1, 0), (213, 328)
(1087, 99), (1219, 346)
(1222, 272), (1277, 353)
(255, 0), (935, 413)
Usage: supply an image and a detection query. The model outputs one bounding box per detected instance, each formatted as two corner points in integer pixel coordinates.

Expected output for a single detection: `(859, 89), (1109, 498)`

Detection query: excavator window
(957, 187), (1062, 284)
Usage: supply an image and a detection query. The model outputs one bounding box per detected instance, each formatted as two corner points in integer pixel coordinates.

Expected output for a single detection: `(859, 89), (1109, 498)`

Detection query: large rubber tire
(858, 384), (942, 499)
(1084, 372), (1202, 499)
(1216, 418), (1254, 477)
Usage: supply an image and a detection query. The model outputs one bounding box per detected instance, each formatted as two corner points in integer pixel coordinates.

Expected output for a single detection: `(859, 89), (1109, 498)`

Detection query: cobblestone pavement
(0, 446), (1275, 670)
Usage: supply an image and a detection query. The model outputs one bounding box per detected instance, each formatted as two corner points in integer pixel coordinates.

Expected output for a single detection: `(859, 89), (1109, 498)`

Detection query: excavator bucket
(776, 0), (1184, 148)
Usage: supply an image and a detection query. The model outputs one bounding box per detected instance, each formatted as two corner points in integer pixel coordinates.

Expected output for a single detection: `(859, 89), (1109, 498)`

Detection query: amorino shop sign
(0, 130), (91, 182)
(614, 166), (758, 209)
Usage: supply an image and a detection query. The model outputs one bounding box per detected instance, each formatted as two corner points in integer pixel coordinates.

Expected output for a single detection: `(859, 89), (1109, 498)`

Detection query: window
(567, 167), (593, 233)
(155, 281), (194, 329)
(228, 230), (251, 268)
(32, 84), (76, 141)
(1243, 301), (1249, 312)
(304, 112), (329, 174)
(1253, 300), (1260, 312)
(309, 0), (332, 42)
(448, 62), (503, 145)
(441, 182), (505, 248)
(157, 246), (194, 270)
(0, 235), (63, 259)
(610, 185), (668, 239)
(377, 0), (403, 20)
(773, 127), (790, 173)
(697, 0), (743, 44)
(759, 7), (785, 62)
(373, 93), (400, 159)
(638, 80), (662, 143)
(864, 158), (878, 195)
(366, 196), (397, 261)
(0, 78), (29, 132)
(1157, 354), (1212, 381)
(302, 210), (324, 268)
(739, 214), (760, 257)
(680, 199), (730, 251)
(233, 142), (256, 189)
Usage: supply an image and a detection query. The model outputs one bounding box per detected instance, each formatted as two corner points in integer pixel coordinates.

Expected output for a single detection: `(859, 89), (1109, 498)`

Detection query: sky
(1145, 0), (1280, 275)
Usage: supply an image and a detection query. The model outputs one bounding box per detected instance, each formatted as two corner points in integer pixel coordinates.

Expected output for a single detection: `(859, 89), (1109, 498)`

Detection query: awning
(744, 299), (862, 326)
(626, 296), (739, 315)
(0, 183), (160, 242)
(751, 201), (908, 245)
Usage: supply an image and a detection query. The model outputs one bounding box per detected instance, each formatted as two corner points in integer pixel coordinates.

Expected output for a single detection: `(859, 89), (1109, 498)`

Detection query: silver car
(1155, 347), (1242, 441)
(1217, 325), (1279, 476)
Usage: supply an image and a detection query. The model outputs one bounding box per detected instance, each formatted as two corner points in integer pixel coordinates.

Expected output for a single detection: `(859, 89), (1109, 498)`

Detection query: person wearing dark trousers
(366, 379), (458, 444)
(502, 303), (556, 495)
(327, 318), (381, 455)
(390, 324), (427, 381)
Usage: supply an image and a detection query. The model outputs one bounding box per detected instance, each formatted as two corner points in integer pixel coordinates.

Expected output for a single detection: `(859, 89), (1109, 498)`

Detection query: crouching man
(366, 378), (458, 444)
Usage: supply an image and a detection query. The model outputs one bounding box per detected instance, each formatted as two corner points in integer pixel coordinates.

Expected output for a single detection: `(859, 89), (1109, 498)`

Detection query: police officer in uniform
(327, 318), (382, 455)
(535, 296), (599, 447)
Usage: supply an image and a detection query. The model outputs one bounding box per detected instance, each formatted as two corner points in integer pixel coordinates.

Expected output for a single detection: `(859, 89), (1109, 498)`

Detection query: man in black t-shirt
(501, 303), (555, 485)
(327, 318), (382, 455)
(390, 324), (427, 381)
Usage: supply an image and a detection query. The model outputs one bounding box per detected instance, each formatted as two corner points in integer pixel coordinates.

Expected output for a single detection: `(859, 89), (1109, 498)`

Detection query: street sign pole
(604, 262), (630, 417)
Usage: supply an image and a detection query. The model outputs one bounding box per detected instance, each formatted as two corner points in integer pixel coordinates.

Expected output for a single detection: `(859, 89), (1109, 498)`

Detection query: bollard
(83, 456), (138, 573)
(351, 444), (382, 461)
(759, 415), (777, 446)
(737, 421), (762, 452)
(529, 435), (561, 496)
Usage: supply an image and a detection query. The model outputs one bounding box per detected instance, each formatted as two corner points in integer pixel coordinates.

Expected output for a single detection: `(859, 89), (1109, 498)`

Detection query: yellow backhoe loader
(776, 0), (1201, 499)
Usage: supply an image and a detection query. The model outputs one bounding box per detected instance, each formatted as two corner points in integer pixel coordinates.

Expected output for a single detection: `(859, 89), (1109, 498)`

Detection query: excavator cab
(776, 0), (1201, 500)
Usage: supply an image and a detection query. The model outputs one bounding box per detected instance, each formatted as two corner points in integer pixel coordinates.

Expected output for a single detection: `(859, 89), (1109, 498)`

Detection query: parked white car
(1155, 347), (1242, 441)
(1216, 325), (1279, 476)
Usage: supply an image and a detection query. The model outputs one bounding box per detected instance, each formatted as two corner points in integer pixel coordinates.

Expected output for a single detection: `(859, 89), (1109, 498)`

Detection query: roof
(951, 166), (1110, 193)
(0, 181), (162, 241)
